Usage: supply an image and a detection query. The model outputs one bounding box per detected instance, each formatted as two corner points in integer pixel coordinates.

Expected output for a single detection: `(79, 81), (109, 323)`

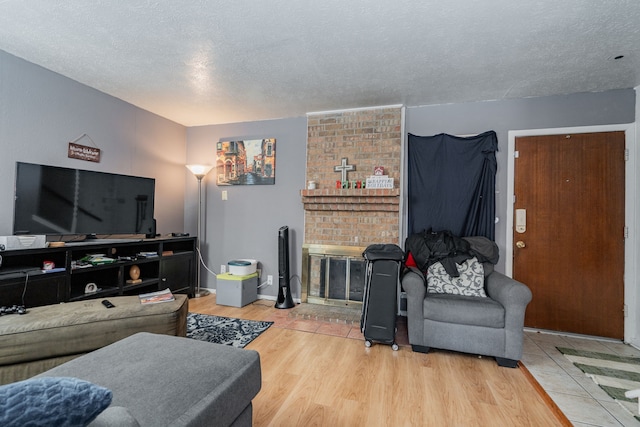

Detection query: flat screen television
(13, 162), (155, 237)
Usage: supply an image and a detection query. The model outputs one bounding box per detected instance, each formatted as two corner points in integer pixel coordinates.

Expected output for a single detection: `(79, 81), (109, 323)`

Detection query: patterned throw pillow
(427, 257), (486, 297)
(0, 377), (112, 427)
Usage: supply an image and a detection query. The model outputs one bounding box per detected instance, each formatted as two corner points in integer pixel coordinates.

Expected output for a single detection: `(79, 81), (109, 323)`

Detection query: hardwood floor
(188, 295), (569, 426)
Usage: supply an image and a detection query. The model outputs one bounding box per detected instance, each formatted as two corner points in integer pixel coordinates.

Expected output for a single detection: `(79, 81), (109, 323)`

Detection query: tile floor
(255, 300), (640, 426)
(522, 330), (640, 426)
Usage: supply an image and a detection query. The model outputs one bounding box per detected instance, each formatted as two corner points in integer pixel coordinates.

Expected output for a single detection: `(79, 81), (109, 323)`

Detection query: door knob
(516, 241), (526, 249)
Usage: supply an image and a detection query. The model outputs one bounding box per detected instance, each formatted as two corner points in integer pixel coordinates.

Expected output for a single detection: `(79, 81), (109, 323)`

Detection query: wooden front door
(513, 132), (625, 339)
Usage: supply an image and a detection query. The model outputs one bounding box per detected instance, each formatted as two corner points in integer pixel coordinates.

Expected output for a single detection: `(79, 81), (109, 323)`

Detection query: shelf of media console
(0, 268), (66, 282)
(69, 278), (160, 302)
(69, 286), (119, 302)
(122, 278), (160, 293)
(70, 257), (159, 274)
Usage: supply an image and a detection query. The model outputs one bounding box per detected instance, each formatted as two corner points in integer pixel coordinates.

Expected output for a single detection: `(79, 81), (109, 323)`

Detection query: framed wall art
(216, 138), (276, 185)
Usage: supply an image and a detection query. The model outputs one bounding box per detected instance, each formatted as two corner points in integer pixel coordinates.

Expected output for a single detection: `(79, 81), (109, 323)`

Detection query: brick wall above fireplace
(302, 106), (402, 247)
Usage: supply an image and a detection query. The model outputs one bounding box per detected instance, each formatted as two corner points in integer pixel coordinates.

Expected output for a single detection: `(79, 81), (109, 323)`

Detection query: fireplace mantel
(300, 188), (400, 212)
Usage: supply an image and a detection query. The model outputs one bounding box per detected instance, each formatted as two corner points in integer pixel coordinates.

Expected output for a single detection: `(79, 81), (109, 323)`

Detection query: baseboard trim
(200, 288), (301, 304)
(256, 294), (302, 304)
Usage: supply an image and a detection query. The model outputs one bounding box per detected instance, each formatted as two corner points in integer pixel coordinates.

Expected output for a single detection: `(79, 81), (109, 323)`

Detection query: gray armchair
(402, 267), (532, 367)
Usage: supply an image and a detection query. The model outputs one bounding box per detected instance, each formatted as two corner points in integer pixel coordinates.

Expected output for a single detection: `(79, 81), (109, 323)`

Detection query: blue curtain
(407, 131), (497, 240)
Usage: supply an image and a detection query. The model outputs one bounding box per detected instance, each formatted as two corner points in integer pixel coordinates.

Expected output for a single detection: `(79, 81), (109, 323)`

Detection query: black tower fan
(275, 226), (295, 309)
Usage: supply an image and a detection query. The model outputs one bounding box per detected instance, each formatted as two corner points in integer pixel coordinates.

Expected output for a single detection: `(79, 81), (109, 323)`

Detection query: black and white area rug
(187, 313), (273, 348)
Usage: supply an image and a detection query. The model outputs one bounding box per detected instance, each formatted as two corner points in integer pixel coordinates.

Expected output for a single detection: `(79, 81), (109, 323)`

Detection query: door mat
(187, 313), (273, 348)
(557, 346), (640, 420)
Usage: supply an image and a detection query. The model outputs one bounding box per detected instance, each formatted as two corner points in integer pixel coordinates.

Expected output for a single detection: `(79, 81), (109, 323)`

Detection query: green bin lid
(218, 272), (258, 280)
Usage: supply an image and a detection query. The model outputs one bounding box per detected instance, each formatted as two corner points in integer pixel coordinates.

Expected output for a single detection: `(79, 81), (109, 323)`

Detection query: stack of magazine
(139, 288), (175, 305)
(137, 251), (158, 258)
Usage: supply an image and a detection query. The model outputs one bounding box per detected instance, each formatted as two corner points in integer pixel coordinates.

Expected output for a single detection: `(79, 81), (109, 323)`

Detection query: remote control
(101, 299), (115, 308)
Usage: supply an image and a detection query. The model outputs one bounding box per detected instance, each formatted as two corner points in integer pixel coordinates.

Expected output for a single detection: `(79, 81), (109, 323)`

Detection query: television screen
(13, 162), (155, 236)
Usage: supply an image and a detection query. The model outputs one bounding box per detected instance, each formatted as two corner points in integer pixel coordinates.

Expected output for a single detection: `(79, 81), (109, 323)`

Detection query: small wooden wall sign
(68, 142), (101, 163)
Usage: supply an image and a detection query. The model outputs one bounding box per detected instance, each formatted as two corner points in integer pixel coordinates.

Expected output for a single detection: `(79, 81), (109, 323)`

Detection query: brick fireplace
(301, 106), (403, 304)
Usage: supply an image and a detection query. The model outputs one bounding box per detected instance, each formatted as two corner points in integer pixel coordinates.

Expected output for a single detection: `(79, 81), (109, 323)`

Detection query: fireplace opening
(302, 244), (366, 307)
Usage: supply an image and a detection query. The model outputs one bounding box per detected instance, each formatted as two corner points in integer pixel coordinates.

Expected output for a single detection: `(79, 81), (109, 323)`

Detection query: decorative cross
(334, 157), (355, 182)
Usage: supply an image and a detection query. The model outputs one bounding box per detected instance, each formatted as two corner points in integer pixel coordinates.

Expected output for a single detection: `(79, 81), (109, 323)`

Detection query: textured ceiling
(0, 1), (638, 126)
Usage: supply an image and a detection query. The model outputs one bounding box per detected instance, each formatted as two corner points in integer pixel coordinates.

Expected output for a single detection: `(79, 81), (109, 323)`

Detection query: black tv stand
(74, 234), (136, 242)
(65, 238), (144, 247)
(0, 237), (196, 307)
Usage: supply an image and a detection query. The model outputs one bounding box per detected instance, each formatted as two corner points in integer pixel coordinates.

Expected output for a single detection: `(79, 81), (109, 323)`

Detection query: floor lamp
(186, 164), (214, 298)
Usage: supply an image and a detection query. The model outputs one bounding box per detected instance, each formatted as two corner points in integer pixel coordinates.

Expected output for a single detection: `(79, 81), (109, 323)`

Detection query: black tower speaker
(275, 226), (295, 309)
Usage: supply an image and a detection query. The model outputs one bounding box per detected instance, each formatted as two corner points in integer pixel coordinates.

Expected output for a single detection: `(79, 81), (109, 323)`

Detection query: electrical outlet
(267, 275), (273, 286)
(221, 265), (226, 274)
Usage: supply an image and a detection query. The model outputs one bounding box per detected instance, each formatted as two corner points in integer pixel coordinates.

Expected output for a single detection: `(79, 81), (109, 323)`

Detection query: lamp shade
(186, 164), (214, 179)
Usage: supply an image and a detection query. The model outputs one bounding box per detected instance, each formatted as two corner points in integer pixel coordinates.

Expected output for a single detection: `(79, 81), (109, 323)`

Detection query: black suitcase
(361, 244), (405, 351)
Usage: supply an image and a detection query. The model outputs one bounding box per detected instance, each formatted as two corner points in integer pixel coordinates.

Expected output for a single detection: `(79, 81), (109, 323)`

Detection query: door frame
(506, 123), (638, 344)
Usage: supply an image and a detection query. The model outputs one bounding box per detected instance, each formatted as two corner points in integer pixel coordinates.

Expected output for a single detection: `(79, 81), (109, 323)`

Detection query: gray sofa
(36, 332), (262, 427)
(402, 267), (532, 367)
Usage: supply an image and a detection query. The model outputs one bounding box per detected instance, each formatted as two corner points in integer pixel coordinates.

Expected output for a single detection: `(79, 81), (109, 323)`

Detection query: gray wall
(0, 50), (187, 237)
(186, 118), (307, 298)
(406, 89), (636, 272)
(186, 90), (635, 298)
